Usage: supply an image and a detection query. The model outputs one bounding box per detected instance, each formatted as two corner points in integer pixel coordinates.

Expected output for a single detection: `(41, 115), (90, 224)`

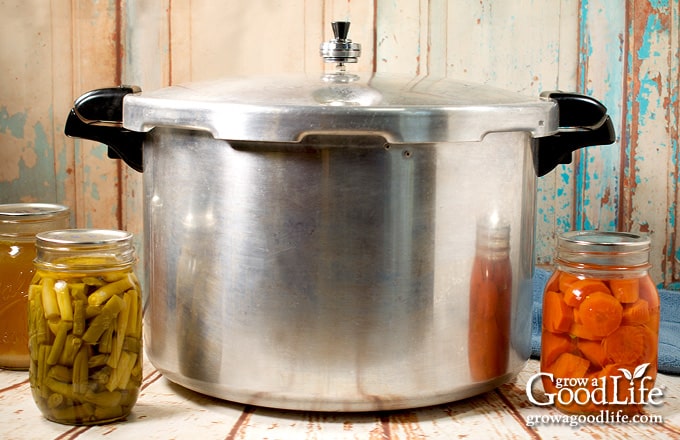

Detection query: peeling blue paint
(90, 144), (106, 160)
(91, 183), (101, 201)
(0, 119), (57, 204)
(0, 107), (27, 138)
(574, 0), (624, 232)
(34, 121), (50, 158)
(560, 172), (569, 185)
(648, 0), (670, 10)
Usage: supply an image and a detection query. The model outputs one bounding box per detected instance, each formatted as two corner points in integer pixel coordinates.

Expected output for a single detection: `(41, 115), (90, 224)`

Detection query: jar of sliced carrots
(540, 231), (659, 416)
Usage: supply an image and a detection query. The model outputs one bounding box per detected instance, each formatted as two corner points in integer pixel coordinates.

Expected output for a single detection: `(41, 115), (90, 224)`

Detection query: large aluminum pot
(64, 23), (615, 412)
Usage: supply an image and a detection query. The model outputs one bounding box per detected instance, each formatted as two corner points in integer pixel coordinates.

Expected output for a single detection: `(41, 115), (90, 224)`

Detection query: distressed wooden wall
(1, 0), (678, 287)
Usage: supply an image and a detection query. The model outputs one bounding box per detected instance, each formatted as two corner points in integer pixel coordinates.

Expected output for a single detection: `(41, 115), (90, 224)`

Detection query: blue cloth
(530, 267), (680, 375)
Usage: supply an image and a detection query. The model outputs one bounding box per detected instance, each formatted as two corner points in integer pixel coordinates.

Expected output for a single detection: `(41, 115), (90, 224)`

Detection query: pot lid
(122, 22), (558, 144)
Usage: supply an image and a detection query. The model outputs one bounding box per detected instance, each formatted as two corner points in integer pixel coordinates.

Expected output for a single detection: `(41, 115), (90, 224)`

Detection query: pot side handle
(533, 92), (616, 177)
(64, 86), (145, 173)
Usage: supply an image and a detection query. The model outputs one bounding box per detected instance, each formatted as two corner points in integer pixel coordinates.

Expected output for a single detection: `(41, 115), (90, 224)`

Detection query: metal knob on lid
(320, 21), (361, 64)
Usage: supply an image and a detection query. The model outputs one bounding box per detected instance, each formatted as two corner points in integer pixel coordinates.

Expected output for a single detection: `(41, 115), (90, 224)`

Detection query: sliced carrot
(603, 325), (645, 364)
(558, 272), (580, 295)
(577, 339), (608, 368)
(638, 324), (659, 365)
(638, 277), (661, 334)
(621, 299), (650, 325)
(541, 331), (574, 366)
(609, 278), (640, 303)
(563, 279), (610, 307)
(638, 276), (660, 308)
(570, 322), (603, 341)
(548, 352), (590, 379)
(542, 290), (573, 333)
(572, 306), (582, 324)
(545, 271), (561, 293)
(578, 292), (622, 338)
(544, 351), (592, 415)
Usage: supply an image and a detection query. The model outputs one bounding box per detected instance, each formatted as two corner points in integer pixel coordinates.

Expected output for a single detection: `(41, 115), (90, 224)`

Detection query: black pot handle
(65, 86), (145, 173)
(533, 92), (616, 177)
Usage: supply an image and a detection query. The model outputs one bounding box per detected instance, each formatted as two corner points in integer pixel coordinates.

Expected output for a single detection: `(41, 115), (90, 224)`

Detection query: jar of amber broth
(0, 203), (70, 369)
(29, 229), (142, 425)
(540, 231), (659, 416)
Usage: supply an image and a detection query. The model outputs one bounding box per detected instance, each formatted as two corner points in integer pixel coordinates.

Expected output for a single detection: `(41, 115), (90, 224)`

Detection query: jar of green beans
(28, 229), (142, 425)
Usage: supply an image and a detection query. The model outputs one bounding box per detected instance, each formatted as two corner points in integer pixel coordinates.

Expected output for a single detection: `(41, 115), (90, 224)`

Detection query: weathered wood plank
(2, 0), (679, 285)
(0, 1), (67, 205)
(619, 0), (680, 286)
(2, 358), (679, 439)
(535, 0), (581, 266)
(574, 0), (625, 237)
(69, 0), (123, 229)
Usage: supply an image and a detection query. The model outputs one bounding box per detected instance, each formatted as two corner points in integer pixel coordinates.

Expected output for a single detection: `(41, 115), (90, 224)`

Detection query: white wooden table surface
(2, 356), (679, 439)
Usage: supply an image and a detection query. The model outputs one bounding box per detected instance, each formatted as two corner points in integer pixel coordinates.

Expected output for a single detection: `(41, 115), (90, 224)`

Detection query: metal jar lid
(0, 203), (70, 238)
(35, 229), (136, 271)
(121, 22), (558, 144)
(556, 230), (651, 268)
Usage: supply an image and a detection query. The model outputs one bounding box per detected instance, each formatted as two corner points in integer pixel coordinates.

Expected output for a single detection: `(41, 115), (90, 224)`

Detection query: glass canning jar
(468, 218), (512, 382)
(28, 229), (142, 425)
(540, 231), (659, 416)
(0, 203), (70, 369)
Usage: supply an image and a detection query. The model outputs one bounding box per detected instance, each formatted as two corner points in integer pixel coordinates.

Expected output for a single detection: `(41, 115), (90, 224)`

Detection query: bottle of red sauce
(468, 218), (512, 382)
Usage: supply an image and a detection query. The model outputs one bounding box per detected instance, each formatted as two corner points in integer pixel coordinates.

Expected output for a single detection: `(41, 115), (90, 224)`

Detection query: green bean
(88, 353), (109, 369)
(72, 346), (89, 395)
(58, 334), (82, 366)
(28, 284), (42, 301)
(47, 392), (64, 409)
(85, 304), (102, 319)
(82, 277), (105, 287)
(41, 278), (60, 320)
(73, 300), (85, 336)
(123, 335), (141, 354)
(82, 295), (124, 344)
(102, 272), (128, 283)
(70, 283), (87, 301)
(37, 344), (50, 398)
(125, 289), (140, 338)
(48, 365), (72, 383)
(99, 328), (113, 354)
(93, 404), (123, 421)
(48, 402), (94, 424)
(88, 276), (134, 307)
(47, 318), (61, 336)
(106, 350), (137, 392)
(47, 321), (72, 365)
(83, 390), (122, 407)
(29, 297), (49, 357)
(117, 352), (138, 390)
(108, 292), (131, 367)
(55, 280), (73, 321)
(91, 367), (111, 387)
(45, 376), (77, 401)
